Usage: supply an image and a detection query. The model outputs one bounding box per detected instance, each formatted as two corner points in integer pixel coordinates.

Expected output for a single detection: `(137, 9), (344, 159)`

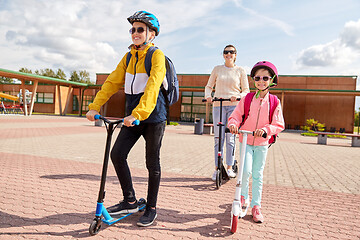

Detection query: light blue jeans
(212, 106), (236, 167)
(239, 143), (268, 207)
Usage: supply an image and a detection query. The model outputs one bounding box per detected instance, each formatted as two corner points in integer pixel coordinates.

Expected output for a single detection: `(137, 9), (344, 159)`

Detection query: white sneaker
(227, 169), (236, 178)
(211, 170), (217, 181)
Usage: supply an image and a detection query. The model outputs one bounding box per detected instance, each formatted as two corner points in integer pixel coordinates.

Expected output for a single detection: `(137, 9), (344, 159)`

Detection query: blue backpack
(126, 46), (179, 108)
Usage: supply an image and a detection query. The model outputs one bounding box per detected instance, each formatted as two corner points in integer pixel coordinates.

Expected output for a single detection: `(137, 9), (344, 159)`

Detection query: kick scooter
(89, 115), (144, 236)
(226, 128), (267, 233)
(203, 97), (240, 189)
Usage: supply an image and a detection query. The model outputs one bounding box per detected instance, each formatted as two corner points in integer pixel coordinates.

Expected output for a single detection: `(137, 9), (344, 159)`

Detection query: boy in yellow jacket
(86, 11), (167, 227)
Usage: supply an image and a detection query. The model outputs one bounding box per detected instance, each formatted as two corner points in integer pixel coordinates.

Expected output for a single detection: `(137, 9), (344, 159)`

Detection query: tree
(69, 70), (80, 82)
(19, 68), (33, 84)
(70, 70), (91, 83)
(35, 68), (57, 78)
(79, 70), (91, 84)
(19, 67), (32, 74)
(56, 69), (67, 80)
(0, 76), (13, 84)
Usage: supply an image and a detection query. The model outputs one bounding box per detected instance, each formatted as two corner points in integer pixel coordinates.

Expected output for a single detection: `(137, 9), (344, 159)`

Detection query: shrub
(305, 118), (325, 132)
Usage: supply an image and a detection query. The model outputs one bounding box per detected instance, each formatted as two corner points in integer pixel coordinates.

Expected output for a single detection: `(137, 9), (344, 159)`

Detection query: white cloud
(0, 0), (230, 81)
(0, 0), (359, 86)
(295, 40), (355, 67)
(295, 18), (360, 69)
(0, 0), (129, 81)
(341, 19), (360, 50)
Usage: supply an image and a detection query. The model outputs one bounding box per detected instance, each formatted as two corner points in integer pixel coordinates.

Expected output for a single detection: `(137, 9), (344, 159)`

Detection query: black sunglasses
(223, 50), (236, 54)
(129, 27), (145, 34)
(253, 76), (273, 82)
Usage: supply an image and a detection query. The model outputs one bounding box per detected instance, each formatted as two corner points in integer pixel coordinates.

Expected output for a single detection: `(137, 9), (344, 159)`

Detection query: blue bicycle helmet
(127, 11), (160, 36)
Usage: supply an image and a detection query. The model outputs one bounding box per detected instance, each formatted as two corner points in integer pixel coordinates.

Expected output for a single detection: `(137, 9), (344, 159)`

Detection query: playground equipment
(0, 90), (32, 114)
(0, 92), (19, 101)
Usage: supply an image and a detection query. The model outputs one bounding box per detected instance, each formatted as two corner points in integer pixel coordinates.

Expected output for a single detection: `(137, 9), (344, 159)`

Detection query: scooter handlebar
(94, 114), (140, 125)
(202, 97), (241, 102)
(225, 127), (267, 138)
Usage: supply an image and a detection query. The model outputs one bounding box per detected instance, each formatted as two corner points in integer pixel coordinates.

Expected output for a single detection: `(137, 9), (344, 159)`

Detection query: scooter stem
(97, 122), (116, 203)
(234, 133), (248, 201)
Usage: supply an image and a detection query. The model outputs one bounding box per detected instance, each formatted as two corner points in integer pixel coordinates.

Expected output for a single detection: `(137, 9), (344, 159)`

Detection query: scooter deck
(102, 198), (146, 225)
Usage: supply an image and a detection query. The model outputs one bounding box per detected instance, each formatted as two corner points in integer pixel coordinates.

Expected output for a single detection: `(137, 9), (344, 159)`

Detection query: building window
(36, 92), (54, 103)
(180, 91), (209, 122)
(82, 95), (94, 112)
(72, 95), (94, 112)
(73, 95), (79, 111)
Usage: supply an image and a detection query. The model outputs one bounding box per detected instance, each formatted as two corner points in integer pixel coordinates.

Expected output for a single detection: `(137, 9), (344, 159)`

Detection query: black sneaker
(107, 200), (138, 216)
(137, 206), (157, 227)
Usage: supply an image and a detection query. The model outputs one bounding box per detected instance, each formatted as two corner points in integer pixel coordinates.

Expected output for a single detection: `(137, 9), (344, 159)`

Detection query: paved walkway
(0, 114), (359, 239)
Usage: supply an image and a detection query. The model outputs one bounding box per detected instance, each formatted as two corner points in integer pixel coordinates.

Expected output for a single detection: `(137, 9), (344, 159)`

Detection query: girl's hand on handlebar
(230, 96), (237, 102)
(206, 97), (212, 103)
(254, 129), (266, 138)
(228, 125), (238, 134)
(86, 110), (99, 121)
(124, 115), (137, 127)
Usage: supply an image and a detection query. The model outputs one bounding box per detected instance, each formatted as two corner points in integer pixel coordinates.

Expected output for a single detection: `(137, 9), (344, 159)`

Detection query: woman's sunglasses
(223, 50), (236, 54)
(129, 27), (145, 34)
(253, 76), (274, 82)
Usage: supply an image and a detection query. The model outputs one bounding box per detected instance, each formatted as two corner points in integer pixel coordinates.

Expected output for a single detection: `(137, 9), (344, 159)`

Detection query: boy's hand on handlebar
(86, 110), (99, 121)
(124, 115), (137, 127)
(254, 129), (266, 137)
(206, 97), (212, 103)
(228, 125), (238, 134)
(230, 96), (237, 102)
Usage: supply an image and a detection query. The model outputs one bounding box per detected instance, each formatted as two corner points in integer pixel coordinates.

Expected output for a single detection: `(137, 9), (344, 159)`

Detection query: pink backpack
(240, 92), (280, 146)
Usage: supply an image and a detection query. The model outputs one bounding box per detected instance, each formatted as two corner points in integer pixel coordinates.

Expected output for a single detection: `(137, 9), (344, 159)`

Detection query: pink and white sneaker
(252, 205), (264, 223)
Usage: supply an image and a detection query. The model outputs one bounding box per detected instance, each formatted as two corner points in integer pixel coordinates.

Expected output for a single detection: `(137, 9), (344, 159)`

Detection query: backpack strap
(268, 94), (279, 124)
(268, 93), (280, 146)
(241, 92), (256, 127)
(144, 46), (167, 101)
(126, 51), (132, 67)
(144, 46), (171, 124)
(144, 46), (158, 76)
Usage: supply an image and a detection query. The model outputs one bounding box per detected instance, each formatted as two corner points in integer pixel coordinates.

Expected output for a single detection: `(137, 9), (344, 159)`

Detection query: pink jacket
(228, 91), (285, 146)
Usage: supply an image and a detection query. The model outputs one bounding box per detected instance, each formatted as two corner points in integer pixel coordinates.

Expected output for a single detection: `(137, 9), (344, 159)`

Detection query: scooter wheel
(230, 214), (238, 234)
(89, 218), (101, 236)
(138, 198), (147, 212)
(215, 169), (221, 189)
(232, 160), (238, 174)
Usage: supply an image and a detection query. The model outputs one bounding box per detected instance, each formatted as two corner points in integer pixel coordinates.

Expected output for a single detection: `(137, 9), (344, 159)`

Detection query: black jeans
(110, 121), (166, 208)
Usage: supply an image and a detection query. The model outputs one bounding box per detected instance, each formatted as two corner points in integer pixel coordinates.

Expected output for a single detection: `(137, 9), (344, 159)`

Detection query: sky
(0, 0), (360, 109)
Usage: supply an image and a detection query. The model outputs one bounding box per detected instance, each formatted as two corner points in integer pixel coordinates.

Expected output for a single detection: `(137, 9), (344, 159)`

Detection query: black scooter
(88, 115), (145, 236)
(203, 97), (240, 189)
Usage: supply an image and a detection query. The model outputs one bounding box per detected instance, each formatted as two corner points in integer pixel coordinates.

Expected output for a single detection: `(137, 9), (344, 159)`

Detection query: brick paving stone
(0, 115), (359, 239)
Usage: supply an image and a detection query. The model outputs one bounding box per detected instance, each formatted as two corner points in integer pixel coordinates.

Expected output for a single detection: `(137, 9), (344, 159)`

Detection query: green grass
(301, 132), (317, 137)
(301, 132), (347, 138)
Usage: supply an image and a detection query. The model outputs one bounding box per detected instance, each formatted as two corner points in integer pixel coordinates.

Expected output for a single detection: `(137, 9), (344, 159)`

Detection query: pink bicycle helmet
(250, 61), (278, 86)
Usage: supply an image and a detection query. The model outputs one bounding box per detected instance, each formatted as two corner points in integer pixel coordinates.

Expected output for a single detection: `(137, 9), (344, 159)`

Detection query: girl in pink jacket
(228, 61), (285, 223)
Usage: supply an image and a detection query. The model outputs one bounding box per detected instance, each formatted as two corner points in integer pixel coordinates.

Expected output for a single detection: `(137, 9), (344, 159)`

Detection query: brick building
(1, 68), (359, 133)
